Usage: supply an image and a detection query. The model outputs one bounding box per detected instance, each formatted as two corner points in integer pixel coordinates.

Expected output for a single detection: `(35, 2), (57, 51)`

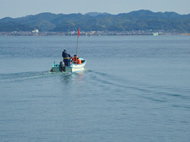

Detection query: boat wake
(0, 70), (85, 83)
(1, 69), (189, 110)
(0, 71), (52, 82)
(86, 70), (190, 109)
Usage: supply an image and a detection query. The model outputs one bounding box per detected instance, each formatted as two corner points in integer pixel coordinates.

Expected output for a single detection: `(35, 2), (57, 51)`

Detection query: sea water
(0, 36), (190, 142)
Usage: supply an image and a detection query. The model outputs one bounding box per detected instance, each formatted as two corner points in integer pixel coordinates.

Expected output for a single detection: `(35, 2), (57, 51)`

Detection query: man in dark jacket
(62, 50), (71, 66)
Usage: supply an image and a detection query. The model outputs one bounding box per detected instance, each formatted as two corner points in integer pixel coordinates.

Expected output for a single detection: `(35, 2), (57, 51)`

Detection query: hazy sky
(0, 0), (189, 18)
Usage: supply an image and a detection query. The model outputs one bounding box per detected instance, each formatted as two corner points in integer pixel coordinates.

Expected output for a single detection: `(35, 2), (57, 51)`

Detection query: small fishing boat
(50, 28), (87, 73)
(50, 58), (87, 73)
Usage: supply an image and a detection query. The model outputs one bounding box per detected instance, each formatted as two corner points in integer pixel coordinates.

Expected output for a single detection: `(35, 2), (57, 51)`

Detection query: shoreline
(0, 31), (189, 36)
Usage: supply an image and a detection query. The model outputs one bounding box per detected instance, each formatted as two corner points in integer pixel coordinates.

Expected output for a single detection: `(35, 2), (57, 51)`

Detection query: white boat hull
(65, 62), (85, 72)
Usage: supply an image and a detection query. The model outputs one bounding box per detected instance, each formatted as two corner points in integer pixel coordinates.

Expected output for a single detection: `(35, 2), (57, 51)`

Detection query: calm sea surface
(0, 36), (190, 142)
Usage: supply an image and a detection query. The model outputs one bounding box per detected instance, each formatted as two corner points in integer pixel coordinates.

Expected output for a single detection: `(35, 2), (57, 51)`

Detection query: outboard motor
(59, 61), (63, 72)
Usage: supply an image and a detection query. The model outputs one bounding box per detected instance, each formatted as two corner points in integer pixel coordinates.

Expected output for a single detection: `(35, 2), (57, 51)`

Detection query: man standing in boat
(62, 49), (71, 66)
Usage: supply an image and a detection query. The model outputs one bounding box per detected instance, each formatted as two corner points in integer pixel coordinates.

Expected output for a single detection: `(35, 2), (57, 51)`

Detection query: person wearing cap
(62, 49), (71, 66)
(73, 55), (77, 64)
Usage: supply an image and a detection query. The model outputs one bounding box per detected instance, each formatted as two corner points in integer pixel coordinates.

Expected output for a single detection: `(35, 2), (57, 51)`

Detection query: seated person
(72, 55), (82, 64)
(73, 55), (77, 64)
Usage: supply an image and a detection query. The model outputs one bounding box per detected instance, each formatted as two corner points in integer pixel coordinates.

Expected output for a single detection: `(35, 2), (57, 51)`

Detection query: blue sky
(0, 0), (189, 18)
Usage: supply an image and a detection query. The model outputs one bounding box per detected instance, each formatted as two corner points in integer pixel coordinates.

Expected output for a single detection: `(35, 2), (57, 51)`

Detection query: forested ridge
(0, 10), (190, 32)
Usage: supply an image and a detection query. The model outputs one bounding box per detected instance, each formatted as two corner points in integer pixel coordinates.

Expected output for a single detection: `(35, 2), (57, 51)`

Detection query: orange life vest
(77, 59), (82, 64)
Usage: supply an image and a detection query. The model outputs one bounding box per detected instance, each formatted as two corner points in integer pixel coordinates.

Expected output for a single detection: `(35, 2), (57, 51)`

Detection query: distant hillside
(0, 10), (190, 32)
